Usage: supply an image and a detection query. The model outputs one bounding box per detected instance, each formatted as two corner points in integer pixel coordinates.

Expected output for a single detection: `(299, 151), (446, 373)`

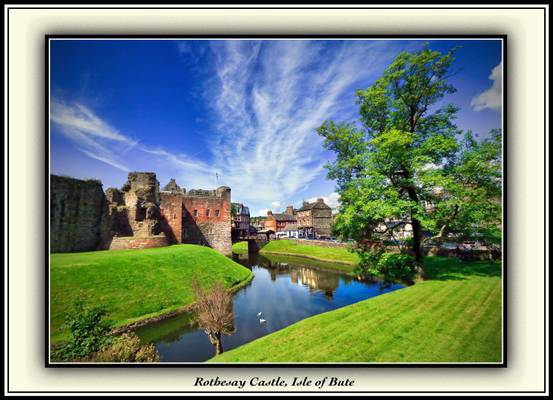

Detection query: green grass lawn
(232, 241), (249, 254)
(50, 244), (253, 344)
(211, 256), (502, 363)
(259, 239), (359, 265)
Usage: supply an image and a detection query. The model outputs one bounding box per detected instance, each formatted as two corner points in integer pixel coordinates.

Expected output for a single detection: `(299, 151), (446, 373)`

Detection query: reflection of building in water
(269, 268), (277, 281)
(289, 267), (339, 299)
(257, 255), (340, 297)
(290, 273), (299, 284)
(265, 261), (290, 281)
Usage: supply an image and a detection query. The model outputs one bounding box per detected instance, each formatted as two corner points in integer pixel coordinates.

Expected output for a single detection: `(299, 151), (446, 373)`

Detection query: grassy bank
(50, 244), (253, 344)
(231, 241), (249, 255)
(261, 253), (356, 275)
(259, 240), (359, 265)
(211, 256), (502, 363)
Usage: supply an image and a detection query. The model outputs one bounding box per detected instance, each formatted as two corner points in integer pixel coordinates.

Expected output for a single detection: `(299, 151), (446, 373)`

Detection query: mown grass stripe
(211, 257), (502, 363)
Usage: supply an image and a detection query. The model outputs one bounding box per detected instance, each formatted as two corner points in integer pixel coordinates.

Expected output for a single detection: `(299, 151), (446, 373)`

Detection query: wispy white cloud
(50, 98), (221, 188)
(204, 40), (400, 209)
(176, 41), (208, 70)
(53, 41), (402, 213)
(78, 148), (130, 172)
(51, 99), (137, 172)
(140, 146), (222, 190)
(470, 62), (502, 112)
(51, 100), (131, 142)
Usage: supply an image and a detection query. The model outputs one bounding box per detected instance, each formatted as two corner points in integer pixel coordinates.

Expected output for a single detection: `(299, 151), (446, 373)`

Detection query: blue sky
(50, 39), (502, 216)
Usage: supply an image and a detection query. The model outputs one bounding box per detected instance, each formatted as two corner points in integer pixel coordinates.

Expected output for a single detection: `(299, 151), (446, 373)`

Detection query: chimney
(317, 198), (324, 203)
(285, 205), (294, 215)
(303, 201), (309, 206)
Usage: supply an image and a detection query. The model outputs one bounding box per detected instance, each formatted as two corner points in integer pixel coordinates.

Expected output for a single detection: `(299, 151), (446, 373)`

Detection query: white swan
(257, 312), (263, 318)
(259, 318), (267, 324)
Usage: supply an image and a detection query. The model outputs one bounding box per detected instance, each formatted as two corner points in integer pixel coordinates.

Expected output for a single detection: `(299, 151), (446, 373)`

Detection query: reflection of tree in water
(341, 275), (353, 286)
(378, 281), (392, 292)
(159, 322), (195, 343)
(136, 312), (198, 345)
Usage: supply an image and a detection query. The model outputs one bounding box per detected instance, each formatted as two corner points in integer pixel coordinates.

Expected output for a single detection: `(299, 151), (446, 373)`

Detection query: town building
(231, 202), (251, 239)
(264, 210), (298, 234)
(296, 198), (333, 239)
(376, 220), (414, 240)
(284, 205), (297, 217)
(250, 216), (267, 231)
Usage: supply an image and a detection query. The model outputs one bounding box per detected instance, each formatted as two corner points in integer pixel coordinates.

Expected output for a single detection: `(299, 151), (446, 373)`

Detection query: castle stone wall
(181, 186), (232, 255)
(50, 175), (111, 253)
(159, 192), (184, 244)
(109, 235), (168, 250)
(119, 172), (161, 237)
(51, 173), (233, 255)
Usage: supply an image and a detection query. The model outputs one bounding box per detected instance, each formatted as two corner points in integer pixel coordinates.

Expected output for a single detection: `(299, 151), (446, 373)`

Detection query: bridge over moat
(233, 231), (274, 253)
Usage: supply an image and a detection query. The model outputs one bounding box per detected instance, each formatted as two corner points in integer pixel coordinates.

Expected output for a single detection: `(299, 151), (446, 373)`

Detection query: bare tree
(192, 280), (234, 355)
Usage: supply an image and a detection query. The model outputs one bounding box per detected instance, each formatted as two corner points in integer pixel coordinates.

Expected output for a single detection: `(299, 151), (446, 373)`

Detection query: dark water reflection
(135, 253), (404, 362)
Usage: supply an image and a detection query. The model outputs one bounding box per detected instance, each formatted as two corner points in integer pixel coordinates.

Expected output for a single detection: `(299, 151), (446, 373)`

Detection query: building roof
(271, 213), (297, 222)
(298, 198), (332, 211)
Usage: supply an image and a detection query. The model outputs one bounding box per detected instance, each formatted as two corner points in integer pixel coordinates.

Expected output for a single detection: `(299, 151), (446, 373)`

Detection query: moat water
(135, 252), (404, 362)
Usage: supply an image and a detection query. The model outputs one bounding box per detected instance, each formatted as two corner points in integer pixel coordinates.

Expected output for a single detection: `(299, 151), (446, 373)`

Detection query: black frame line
(44, 33), (508, 370)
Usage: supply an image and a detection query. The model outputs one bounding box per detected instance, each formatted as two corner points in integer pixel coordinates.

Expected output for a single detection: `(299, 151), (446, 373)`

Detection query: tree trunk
(214, 332), (223, 355)
(411, 218), (426, 279)
(400, 166), (427, 279)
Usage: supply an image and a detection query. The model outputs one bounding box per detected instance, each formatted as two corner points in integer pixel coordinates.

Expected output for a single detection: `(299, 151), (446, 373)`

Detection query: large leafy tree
(317, 47), (502, 279)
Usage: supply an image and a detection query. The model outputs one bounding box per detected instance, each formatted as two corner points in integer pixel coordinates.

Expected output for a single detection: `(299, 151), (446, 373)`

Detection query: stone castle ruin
(50, 172), (232, 255)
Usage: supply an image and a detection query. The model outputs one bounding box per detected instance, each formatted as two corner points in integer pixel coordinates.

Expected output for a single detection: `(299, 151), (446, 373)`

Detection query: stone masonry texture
(50, 175), (111, 252)
(180, 186), (232, 256)
(159, 192), (184, 244)
(50, 172), (233, 255)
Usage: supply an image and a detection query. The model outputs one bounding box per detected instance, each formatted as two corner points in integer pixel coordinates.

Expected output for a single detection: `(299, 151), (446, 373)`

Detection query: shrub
(51, 299), (112, 361)
(354, 249), (416, 283)
(92, 332), (160, 362)
(51, 300), (160, 362)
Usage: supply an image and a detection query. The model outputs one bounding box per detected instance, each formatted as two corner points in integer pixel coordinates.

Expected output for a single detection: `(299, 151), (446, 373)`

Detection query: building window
(206, 209), (210, 217)
(193, 209), (198, 217)
(215, 210), (220, 217)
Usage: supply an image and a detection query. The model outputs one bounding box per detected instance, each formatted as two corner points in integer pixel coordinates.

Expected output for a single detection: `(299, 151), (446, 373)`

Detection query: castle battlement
(50, 172), (232, 256)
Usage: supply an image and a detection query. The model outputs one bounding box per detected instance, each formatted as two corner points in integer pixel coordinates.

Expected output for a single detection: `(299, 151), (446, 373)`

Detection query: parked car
(459, 241), (481, 250)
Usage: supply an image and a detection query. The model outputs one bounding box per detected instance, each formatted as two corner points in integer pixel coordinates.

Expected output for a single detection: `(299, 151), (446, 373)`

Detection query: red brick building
(160, 179), (232, 255)
(159, 191), (184, 244)
(264, 210), (298, 233)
